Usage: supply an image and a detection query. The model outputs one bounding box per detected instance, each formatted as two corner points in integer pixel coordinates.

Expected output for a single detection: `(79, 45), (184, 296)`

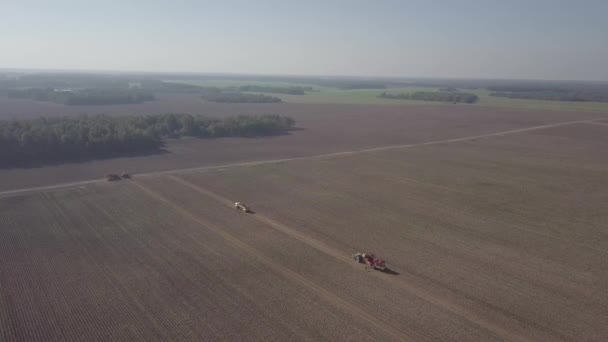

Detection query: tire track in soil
(86, 186), (309, 341)
(131, 180), (420, 342)
(169, 175), (557, 342)
(583, 121), (608, 128)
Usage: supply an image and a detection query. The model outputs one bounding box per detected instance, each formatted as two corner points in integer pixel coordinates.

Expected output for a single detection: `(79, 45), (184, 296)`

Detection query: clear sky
(2, 0), (607, 81)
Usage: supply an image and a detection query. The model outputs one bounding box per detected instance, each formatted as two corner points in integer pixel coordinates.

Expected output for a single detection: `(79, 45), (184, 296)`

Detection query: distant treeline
(161, 75), (388, 90)
(489, 90), (608, 102)
(379, 91), (479, 103)
(237, 85), (313, 95)
(0, 114), (295, 167)
(7, 88), (155, 105)
(139, 80), (205, 94)
(4, 72), (608, 99)
(333, 81), (387, 90)
(200, 88), (282, 103)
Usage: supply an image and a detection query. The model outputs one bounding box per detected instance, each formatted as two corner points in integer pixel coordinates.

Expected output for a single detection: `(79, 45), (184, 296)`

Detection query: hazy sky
(2, 0), (607, 80)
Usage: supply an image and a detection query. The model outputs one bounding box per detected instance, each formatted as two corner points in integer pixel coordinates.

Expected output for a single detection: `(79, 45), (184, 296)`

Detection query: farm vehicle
(105, 172), (131, 181)
(234, 202), (251, 213)
(352, 252), (386, 271)
(105, 174), (121, 181)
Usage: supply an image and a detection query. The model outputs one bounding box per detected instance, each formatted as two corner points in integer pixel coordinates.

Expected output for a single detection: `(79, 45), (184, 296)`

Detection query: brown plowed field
(1, 118), (607, 341)
(1, 185), (401, 341)
(0, 94), (605, 192)
(168, 123), (608, 341)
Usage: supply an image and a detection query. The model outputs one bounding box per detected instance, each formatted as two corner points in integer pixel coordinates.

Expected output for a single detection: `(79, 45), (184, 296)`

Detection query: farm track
(194, 167), (600, 304)
(166, 175), (552, 342)
(136, 177), (517, 341)
(131, 180), (417, 342)
(0, 117), (602, 198)
(97, 185), (403, 341)
(109, 183), (403, 341)
(80, 187), (326, 341)
(585, 121), (608, 127)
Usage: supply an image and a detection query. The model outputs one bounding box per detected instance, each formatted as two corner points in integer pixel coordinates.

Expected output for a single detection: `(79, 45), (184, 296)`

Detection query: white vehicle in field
(234, 202), (251, 213)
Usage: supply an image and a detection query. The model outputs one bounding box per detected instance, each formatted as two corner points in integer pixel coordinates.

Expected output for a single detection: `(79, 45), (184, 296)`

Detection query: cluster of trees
(379, 91), (479, 103)
(489, 90), (608, 102)
(0, 113), (295, 167)
(144, 113), (295, 138)
(6, 80), (286, 105)
(200, 88), (282, 103)
(7, 88), (155, 105)
(237, 85), (312, 95)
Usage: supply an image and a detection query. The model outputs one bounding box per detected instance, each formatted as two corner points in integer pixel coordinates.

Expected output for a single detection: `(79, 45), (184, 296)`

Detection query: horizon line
(1, 67), (607, 84)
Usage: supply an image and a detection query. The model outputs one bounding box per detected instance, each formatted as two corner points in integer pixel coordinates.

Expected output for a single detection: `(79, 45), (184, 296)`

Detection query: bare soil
(0, 94), (605, 191)
(170, 122), (608, 341)
(1, 121), (607, 341)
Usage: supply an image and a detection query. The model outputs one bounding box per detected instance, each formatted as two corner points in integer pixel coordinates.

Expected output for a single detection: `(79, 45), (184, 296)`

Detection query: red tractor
(352, 252), (386, 271)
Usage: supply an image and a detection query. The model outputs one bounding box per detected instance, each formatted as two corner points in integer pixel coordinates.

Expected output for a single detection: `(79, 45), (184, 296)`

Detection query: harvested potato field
(1, 119), (607, 341)
(0, 99), (604, 192)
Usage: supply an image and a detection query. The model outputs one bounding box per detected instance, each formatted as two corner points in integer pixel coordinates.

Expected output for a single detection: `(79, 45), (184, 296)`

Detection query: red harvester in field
(352, 252), (386, 271)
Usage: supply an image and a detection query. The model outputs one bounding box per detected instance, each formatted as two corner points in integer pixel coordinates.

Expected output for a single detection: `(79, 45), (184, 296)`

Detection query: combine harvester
(352, 252), (386, 271)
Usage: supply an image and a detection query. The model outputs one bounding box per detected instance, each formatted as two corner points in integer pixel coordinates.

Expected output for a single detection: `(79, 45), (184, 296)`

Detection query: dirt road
(0, 117), (601, 198)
